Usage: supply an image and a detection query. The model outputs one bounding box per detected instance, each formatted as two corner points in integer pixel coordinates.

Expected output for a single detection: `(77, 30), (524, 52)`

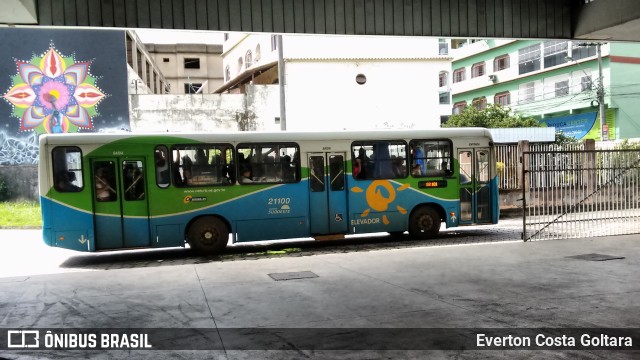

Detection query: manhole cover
(268, 271), (318, 281)
(567, 253), (625, 261)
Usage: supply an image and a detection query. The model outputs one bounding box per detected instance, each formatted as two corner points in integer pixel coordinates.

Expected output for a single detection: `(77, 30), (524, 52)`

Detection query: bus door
(308, 153), (348, 235)
(91, 158), (150, 250)
(458, 148), (492, 224)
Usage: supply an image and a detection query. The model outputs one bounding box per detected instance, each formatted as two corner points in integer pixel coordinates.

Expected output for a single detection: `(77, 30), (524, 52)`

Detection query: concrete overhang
(213, 61), (278, 94)
(0, 0), (37, 25)
(573, 0), (640, 42)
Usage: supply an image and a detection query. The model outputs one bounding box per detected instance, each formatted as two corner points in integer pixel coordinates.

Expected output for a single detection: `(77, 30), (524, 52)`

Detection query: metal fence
(495, 142), (587, 190)
(494, 144), (519, 190)
(522, 143), (640, 241)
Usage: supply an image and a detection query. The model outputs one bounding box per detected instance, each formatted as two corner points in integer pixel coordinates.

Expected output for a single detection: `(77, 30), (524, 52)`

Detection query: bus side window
(155, 146), (170, 188)
(237, 142), (300, 184)
(351, 141), (407, 180)
(52, 146), (83, 192)
(410, 139), (452, 178)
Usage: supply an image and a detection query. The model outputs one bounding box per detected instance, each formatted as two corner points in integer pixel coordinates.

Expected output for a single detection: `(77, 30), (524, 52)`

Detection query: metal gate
(522, 146), (640, 241)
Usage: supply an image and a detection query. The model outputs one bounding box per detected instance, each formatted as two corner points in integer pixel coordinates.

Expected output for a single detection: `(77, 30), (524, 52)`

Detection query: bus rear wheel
(409, 206), (441, 239)
(187, 216), (229, 254)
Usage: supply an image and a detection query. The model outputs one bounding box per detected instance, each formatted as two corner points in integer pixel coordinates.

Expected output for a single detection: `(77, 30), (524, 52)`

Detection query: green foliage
(554, 131), (580, 145)
(443, 104), (542, 129)
(614, 139), (640, 150)
(0, 201), (42, 227)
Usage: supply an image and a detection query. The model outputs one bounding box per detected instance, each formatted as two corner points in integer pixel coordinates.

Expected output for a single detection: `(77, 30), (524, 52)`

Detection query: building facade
(448, 39), (640, 140)
(125, 31), (170, 95)
(218, 33), (452, 131)
(144, 43), (224, 94)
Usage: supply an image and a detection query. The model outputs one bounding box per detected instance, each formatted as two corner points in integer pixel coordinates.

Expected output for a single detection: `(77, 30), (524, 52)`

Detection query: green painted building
(445, 39), (640, 140)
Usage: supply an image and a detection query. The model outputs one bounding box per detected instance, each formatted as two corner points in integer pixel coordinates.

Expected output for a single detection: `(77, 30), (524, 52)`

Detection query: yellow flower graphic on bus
(351, 180), (409, 225)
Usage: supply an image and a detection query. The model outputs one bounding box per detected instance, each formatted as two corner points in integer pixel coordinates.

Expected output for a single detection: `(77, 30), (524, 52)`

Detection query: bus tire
(409, 206), (441, 239)
(187, 216), (229, 254)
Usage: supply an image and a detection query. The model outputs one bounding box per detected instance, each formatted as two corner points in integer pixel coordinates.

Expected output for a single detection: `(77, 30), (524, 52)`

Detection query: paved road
(1, 222), (638, 359)
(0, 219), (524, 277)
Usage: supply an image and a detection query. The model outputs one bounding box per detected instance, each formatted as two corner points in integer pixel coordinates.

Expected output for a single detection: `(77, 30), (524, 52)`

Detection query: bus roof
(39, 128), (493, 146)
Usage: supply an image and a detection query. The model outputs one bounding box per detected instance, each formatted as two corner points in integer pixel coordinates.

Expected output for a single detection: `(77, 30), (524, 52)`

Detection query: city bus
(39, 128), (499, 254)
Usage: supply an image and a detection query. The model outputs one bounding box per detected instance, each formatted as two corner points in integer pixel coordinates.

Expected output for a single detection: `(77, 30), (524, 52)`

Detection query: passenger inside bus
(194, 148), (207, 165)
(393, 156), (406, 177)
(412, 144), (426, 175)
(239, 167), (255, 183)
(181, 154), (193, 183)
(411, 164), (422, 177)
(354, 147), (368, 179)
(95, 168), (115, 201)
(372, 142), (394, 178)
(56, 171), (81, 192)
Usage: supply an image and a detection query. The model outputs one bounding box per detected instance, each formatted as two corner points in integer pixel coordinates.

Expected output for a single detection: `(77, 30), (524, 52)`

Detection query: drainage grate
(567, 253), (625, 261)
(268, 271), (318, 281)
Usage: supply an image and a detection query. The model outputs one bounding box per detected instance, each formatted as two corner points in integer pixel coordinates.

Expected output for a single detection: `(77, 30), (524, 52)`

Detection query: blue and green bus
(39, 128), (499, 254)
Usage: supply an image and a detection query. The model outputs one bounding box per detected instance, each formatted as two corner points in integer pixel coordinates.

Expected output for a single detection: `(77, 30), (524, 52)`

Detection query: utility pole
(596, 43), (607, 141)
(575, 42), (607, 141)
(277, 35), (286, 131)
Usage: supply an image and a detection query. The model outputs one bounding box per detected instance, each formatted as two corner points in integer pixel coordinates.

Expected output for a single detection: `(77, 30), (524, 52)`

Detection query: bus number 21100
(268, 197), (291, 205)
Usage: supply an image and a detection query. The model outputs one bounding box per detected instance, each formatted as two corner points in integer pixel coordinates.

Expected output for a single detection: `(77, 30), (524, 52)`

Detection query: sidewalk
(0, 230), (638, 359)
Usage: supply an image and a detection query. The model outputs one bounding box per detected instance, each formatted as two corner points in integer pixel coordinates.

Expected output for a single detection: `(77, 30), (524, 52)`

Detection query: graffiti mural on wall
(0, 28), (130, 165)
(3, 44), (106, 135)
(0, 133), (38, 165)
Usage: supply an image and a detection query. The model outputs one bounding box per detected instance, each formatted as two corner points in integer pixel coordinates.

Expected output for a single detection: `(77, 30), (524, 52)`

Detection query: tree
(443, 104), (542, 128)
(554, 130), (580, 145)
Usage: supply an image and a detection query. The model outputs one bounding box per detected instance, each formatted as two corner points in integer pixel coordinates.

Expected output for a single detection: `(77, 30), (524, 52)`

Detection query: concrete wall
(129, 85), (280, 132)
(0, 165), (38, 201)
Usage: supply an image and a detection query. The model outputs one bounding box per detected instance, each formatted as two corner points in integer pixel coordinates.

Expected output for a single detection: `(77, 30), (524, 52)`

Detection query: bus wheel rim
(201, 229), (217, 245)
(419, 215), (433, 231)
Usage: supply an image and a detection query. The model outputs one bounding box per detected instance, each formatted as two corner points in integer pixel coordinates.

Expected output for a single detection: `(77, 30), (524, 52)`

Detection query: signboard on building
(541, 110), (615, 140)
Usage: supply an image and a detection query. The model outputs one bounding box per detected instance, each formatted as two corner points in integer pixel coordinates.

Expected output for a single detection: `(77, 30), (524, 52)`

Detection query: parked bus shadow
(59, 225), (521, 271)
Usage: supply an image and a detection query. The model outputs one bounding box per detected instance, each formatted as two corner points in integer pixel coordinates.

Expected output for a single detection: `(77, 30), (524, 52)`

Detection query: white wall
(284, 60), (446, 131)
(222, 33), (278, 84)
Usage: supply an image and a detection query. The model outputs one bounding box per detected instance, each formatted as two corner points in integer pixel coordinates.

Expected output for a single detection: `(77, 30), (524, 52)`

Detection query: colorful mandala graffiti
(2, 44), (106, 134)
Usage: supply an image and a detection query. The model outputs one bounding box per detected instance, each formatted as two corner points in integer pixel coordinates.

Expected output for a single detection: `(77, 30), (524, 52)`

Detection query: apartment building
(447, 39), (640, 140)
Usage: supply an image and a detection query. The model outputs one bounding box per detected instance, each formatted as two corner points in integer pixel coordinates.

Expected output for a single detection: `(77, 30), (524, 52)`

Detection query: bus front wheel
(409, 206), (441, 239)
(187, 216), (229, 254)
